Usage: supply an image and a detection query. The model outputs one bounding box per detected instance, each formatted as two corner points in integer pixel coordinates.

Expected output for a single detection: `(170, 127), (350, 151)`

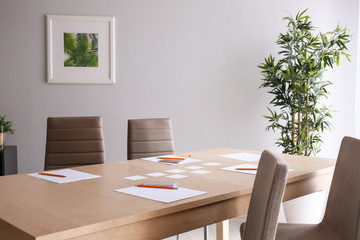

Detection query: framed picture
(46, 15), (115, 84)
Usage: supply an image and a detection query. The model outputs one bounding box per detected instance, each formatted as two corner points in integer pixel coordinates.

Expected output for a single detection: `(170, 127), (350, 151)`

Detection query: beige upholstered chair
(127, 118), (188, 240)
(44, 116), (105, 170)
(240, 150), (289, 240)
(275, 136), (360, 240)
(127, 118), (175, 160)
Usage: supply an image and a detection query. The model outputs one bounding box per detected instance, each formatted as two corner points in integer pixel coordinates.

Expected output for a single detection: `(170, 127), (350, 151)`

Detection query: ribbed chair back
(44, 116), (105, 170)
(127, 118), (175, 160)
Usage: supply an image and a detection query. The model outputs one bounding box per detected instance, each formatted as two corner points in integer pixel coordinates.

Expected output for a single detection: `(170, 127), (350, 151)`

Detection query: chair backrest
(127, 118), (175, 160)
(44, 116), (105, 170)
(242, 150), (289, 240)
(322, 136), (360, 240)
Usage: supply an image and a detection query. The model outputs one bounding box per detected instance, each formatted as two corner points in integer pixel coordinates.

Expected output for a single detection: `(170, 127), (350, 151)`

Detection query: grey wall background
(0, 0), (358, 173)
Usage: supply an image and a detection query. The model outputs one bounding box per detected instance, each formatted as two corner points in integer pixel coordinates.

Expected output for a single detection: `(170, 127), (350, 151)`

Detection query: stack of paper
(220, 152), (260, 162)
(141, 155), (201, 165)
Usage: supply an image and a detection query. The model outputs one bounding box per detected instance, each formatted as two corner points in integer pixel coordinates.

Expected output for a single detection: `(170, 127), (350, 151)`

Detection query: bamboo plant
(259, 9), (351, 156)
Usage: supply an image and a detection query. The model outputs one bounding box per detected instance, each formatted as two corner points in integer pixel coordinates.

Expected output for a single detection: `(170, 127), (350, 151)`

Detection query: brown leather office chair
(275, 136), (360, 240)
(127, 118), (175, 160)
(44, 116), (105, 170)
(240, 150), (289, 240)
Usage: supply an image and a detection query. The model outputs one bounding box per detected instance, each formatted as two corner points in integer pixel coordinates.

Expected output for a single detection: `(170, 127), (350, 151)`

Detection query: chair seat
(269, 137), (360, 240)
(275, 223), (342, 240)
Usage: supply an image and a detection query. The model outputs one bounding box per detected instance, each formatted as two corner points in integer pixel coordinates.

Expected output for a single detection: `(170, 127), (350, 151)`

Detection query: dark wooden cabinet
(0, 146), (17, 176)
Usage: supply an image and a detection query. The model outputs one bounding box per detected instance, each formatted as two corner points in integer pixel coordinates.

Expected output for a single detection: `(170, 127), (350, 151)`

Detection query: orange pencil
(158, 157), (185, 160)
(40, 172), (66, 178)
(137, 184), (177, 190)
(236, 168), (257, 171)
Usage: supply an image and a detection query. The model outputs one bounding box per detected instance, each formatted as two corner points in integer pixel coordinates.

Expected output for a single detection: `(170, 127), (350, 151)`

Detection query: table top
(0, 148), (336, 240)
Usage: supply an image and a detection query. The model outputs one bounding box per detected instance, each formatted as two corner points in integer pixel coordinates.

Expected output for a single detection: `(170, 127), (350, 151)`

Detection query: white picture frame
(46, 15), (115, 84)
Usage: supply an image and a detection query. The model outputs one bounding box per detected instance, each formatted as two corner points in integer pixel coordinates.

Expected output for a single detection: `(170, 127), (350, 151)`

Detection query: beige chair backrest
(127, 118), (175, 160)
(242, 150), (289, 240)
(44, 116), (105, 170)
(322, 136), (360, 240)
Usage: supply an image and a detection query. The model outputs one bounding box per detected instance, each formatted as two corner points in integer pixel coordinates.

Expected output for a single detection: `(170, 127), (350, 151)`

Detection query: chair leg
(204, 226), (208, 240)
(176, 234), (180, 240)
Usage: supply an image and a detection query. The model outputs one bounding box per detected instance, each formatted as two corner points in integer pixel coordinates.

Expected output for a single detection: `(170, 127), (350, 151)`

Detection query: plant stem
(292, 109), (295, 149)
(305, 79), (309, 155)
(297, 111), (301, 155)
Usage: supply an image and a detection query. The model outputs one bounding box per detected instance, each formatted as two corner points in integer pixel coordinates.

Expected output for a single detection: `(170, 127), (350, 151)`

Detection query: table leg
(216, 220), (229, 240)
(204, 226), (208, 240)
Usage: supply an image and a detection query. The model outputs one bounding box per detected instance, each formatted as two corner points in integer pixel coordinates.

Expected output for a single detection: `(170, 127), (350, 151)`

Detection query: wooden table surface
(0, 148), (336, 240)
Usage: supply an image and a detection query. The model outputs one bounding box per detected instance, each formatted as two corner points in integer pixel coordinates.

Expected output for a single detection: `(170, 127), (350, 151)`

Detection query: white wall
(0, 0), (358, 173)
(356, 2), (360, 138)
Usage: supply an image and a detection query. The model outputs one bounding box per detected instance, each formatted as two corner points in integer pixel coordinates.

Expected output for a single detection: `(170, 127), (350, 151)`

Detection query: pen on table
(158, 157), (185, 160)
(136, 184), (177, 190)
(40, 172), (66, 178)
(236, 168), (258, 171)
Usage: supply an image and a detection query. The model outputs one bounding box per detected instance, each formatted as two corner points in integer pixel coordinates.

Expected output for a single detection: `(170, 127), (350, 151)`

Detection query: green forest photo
(64, 32), (98, 67)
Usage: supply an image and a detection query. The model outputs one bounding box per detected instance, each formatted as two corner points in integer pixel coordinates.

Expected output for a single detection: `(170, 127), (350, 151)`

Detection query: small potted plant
(0, 115), (15, 149)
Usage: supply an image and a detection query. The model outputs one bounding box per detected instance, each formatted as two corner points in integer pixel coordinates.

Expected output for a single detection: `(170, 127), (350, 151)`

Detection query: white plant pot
(0, 132), (5, 150)
(283, 189), (329, 223)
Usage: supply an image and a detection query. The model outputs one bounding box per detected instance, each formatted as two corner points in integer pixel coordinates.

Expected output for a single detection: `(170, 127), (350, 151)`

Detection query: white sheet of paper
(221, 153), (260, 162)
(221, 164), (258, 175)
(221, 164), (295, 175)
(166, 169), (186, 173)
(166, 174), (188, 179)
(191, 170), (211, 174)
(124, 175), (147, 180)
(146, 172), (167, 177)
(203, 162), (222, 166)
(28, 169), (101, 184)
(115, 186), (207, 203)
(185, 166), (203, 170)
(141, 155), (201, 165)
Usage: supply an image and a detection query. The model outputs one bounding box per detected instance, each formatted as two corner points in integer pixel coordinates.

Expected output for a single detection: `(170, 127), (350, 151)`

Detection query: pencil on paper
(137, 181), (178, 190)
(137, 184), (177, 190)
(40, 172), (66, 178)
(158, 157), (185, 160)
(236, 168), (257, 171)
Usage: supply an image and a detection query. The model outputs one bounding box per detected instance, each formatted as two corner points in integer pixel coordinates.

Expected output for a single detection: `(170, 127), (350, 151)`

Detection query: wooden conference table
(0, 148), (336, 240)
